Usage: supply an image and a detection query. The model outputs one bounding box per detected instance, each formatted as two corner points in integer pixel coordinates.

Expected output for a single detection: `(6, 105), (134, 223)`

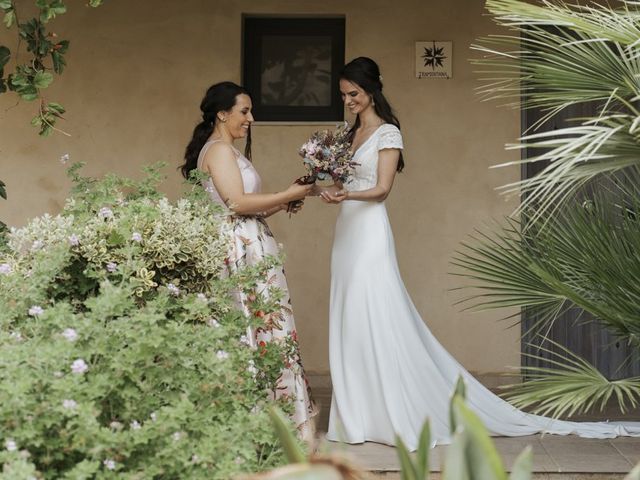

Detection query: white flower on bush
(103, 459), (116, 470)
(167, 283), (180, 296)
(62, 328), (78, 342)
(53, 371), (63, 378)
(172, 431), (183, 442)
(98, 207), (113, 219)
(150, 412), (157, 422)
(28, 305), (44, 316)
(247, 360), (258, 375)
(0, 263), (12, 275)
(10, 331), (22, 341)
(109, 421), (123, 430)
(216, 350), (229, 360)
(31, 239), (44, 251)
(62, 399), (78, 410)
(59, 153), (70, 164)
(68, 234), (80, 246)
(71, 359), (88, 374)
(131, 232), (142, 242)
(106, 262), (118, 273)
(240, 335), (251, 346)
(207, 318), (220, 328)
(196, 293), (207, 302)
(130, 420), (141, 430)
(5, 439), (17, 452)
(191, 454), (200, 463)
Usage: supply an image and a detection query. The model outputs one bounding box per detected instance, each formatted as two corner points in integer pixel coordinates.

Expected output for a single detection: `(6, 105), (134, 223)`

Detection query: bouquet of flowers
(287, 122), (358, 215)
(297, 122), (358, 184)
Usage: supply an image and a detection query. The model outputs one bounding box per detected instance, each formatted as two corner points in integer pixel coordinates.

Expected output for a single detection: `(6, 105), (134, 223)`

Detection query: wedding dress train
(326, 124), (640, 449)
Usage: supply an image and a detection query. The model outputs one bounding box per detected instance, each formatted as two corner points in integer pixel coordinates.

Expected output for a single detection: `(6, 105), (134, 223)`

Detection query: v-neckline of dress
(353, 123), (386, 156)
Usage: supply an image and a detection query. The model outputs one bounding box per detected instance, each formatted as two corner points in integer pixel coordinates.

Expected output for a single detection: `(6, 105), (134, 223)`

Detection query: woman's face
(340, 79), (373, 116)
(222, 94), (254, 139)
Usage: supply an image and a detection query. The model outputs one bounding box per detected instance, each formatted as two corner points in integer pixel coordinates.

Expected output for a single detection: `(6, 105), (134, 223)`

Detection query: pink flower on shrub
(71, 359), (88, 374)
(0, 263), (12, 274)
(131, 232), (142, 242)
(68, 234), (80, 246)
(98, 207), (113, 219)
(28, 306), (43, 316)
(216, 350), (229, 360)
(62, 328), (78, 342)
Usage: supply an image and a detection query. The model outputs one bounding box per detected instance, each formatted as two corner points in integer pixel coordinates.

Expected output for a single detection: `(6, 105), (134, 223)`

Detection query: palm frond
(485, 0), (640, 47)
(473, 29), (640, 113)
(500, 339), (640, 419)
(452, 192), (640, 345)
(472, 0), (640, 217)
(496, 116), (640, 221)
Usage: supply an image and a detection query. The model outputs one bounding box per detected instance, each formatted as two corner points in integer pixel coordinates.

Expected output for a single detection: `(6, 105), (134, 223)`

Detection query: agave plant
(454, 0), (640, 417)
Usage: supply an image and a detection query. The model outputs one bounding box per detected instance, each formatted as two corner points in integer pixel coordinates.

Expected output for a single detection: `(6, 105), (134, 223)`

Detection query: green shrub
(0, 163), (295, 479)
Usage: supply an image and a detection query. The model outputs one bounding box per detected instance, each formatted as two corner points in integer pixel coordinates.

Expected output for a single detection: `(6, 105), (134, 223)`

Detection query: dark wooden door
(520, 103), (640, 380)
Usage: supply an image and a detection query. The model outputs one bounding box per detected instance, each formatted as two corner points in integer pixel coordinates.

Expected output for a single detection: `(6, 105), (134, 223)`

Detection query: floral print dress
(198, 140), (316, 439)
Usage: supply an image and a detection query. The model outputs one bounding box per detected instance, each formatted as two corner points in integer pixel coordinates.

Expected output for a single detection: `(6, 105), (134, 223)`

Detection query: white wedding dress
(326, 123), (640, 449)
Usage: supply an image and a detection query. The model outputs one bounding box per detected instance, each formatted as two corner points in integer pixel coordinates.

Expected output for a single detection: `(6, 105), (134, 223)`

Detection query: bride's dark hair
(180, 81), (253, 180)
(340, 57), (404, 172)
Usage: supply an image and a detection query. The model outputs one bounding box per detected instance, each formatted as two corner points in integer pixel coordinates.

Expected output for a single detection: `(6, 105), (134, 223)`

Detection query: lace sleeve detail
(377, 124), (403, 151)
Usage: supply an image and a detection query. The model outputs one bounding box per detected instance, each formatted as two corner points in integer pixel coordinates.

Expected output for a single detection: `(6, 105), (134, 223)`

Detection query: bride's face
(340, 79), (373, 116)
(221, 94), (254, 139)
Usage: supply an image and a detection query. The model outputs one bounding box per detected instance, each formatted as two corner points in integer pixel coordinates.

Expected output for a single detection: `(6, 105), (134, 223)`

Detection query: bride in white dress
(317, 57), (640, 449)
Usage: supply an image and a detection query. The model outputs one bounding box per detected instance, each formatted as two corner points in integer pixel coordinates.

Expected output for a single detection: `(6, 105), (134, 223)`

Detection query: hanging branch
(0, 0), (105, 136)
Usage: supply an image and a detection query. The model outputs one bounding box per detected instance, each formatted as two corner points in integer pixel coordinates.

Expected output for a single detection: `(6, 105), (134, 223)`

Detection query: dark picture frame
(242, 16), (345, 122)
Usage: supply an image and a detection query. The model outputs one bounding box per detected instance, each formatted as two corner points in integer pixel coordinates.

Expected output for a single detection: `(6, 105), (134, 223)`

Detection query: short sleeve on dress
(377, 124), (403, 151)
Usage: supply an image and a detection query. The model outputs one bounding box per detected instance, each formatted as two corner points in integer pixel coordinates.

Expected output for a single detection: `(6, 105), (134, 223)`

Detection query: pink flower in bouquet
(298, 122), (358, 184)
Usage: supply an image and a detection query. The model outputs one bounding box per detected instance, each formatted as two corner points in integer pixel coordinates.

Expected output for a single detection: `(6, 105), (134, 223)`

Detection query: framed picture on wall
(242, 16), (345, 122)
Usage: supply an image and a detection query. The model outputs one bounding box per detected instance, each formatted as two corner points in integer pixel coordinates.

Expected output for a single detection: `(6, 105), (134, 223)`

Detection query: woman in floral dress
(180, 81), (317, 438)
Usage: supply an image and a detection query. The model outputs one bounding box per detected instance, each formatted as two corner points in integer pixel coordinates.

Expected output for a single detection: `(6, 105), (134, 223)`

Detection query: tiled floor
(312, 387), (640, 476)
(321, 436), (640, 475)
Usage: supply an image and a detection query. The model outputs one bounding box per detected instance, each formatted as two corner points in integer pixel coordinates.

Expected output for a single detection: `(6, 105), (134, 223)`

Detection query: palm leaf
(500, 339), (640, 418)
(452, 192), (640, 346)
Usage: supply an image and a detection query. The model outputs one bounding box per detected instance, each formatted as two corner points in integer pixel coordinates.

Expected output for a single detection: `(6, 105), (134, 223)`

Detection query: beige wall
(0, 0), (520, 380)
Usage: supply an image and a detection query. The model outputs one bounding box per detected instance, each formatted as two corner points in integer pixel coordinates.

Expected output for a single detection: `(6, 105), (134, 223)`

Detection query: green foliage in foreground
(259, 377), (640, 479)
(0, 164), (296, 479)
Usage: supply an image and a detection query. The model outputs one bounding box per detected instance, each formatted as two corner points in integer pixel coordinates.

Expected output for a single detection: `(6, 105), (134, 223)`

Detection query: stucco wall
(0, 0), (521, 380)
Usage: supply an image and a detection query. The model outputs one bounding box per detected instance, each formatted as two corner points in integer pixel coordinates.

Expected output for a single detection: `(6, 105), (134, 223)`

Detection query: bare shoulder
(202, 142), (238, 170)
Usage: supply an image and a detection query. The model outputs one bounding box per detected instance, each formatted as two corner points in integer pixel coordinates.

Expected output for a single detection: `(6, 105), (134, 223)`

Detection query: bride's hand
(320, 188), (348, 204)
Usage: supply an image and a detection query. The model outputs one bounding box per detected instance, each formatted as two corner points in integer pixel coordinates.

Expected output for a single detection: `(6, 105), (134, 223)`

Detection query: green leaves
(268, 407), (307, 464)
(501, 340), (640, 419)
(0, 45), (9, 93)
(1, 1), (103, 136)
(472, 0), (640, 218)
(395, 421), (431, 480)
(52, 39), (69, 73)
(33, 70), (52, 88)
(0, 1), (15, 28)
(453, 190), (640, 345)
(0, 165), (291, 477)
(36, 0), (67, 23)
